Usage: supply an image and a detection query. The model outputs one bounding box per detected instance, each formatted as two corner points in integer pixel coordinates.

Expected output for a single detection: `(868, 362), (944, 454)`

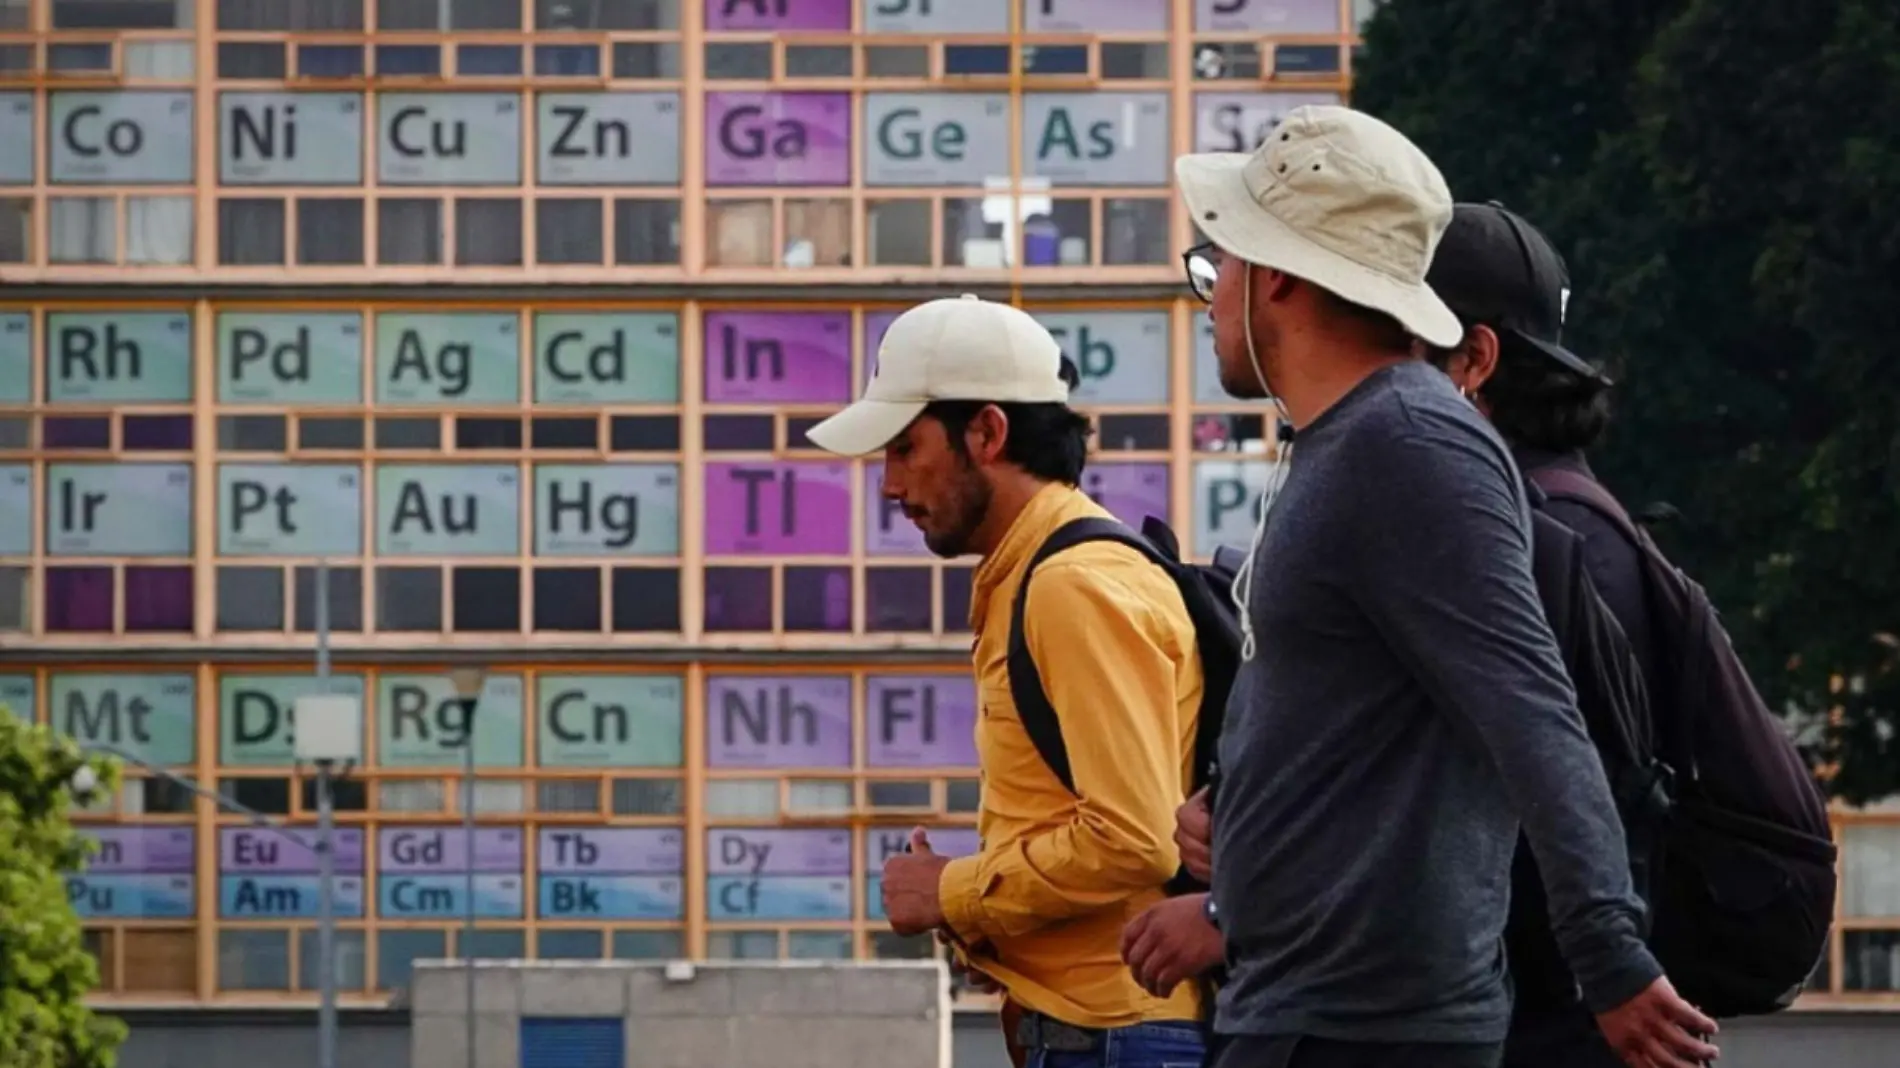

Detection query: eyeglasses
(1182, 241), (1220, 304)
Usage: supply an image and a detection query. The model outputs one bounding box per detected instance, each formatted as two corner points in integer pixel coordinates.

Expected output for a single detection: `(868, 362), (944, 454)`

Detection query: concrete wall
(109, 1005), (1900, 1068)
(407, 959), (952, 1068)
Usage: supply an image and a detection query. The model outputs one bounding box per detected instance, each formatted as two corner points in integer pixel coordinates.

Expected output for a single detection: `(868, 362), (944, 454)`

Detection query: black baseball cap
(1426, 201), (1612, 386)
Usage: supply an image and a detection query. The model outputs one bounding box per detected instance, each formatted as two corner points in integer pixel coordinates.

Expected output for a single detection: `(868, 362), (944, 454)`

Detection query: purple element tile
(219, 827), (366, 875)
(42, 416), (109, 449)
(45, 566), (111, 632)
(865, 568), (932, 632)
(83, 827), (197, 874)
(121, 414), (194, 451)
(864, 826), (980, 867)
(1079, 463), (1171, 529)
(860, 311), (900, 387)
(782, 565), (852, 632)
(706, 827), (852, 875)
(702, 566), (773, 631)
(124, 566), (193, 632)
(704, 92), (851, 187)
(704, 0), (851, 32)
(702, 311), (852, 404)
(705, 674), (852, 768)
(702, 461), (851, 555)
(863, 464), (927, 556)
(536, 827), (684, 875)
(378, 826), (524, 873)
(865, 675), (979, 768)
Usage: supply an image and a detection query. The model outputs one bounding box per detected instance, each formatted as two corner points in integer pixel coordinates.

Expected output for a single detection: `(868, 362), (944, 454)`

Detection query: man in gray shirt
(1167, 105), (1720, 1068)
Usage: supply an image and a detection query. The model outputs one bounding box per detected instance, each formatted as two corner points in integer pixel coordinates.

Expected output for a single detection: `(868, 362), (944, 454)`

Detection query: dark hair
(921, 358), (1092, 484)
(1426, 329), (1613, 452)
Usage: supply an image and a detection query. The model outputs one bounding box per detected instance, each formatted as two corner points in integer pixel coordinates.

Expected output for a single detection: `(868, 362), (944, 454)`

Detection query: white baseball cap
(1174, 104), (1463, 348)
(804, 294), (1069, 457)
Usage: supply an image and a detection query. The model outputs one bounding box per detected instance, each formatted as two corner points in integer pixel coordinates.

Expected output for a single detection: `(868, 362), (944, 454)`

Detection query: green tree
(0, 708), (128, 1068)
(1352, 0), (1900, 795)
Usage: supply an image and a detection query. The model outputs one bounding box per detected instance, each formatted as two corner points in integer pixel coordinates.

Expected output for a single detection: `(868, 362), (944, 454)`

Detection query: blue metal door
(519, 1016), (624, 1068)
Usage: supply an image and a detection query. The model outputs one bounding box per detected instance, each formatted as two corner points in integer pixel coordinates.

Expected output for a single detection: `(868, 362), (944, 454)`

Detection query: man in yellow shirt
(806, 294), (1207, 1068)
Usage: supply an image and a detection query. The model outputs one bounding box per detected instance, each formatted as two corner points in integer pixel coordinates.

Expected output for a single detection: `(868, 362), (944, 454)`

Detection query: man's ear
(963, 405), (1010, 465)
(1463, 324), (1502, 392)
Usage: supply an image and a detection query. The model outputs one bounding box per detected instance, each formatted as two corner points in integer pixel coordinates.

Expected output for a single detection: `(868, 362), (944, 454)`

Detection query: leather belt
(1012, 1011), (1102, 1053)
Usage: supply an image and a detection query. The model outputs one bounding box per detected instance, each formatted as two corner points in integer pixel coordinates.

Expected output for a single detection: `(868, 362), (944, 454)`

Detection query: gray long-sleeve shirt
(1210, 360), (1661, 1044)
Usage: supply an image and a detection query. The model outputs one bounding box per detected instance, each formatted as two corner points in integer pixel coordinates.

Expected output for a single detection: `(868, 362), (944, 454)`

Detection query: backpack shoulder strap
(1528, 466), (1646, 548)
(1007, 516), (1167, 794)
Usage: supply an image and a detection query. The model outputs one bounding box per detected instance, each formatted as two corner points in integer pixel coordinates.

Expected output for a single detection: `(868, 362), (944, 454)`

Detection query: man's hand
(1594, 976), (1720, 1067)
(1120, 893), (1224, 998)
(882, 826), (951, 936)
(1174, 787), (1212, 882)
(935, 930), (1004, 994)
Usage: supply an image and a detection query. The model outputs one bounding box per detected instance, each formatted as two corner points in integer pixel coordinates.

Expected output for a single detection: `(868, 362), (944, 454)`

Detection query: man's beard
(923, 461), (994, 559)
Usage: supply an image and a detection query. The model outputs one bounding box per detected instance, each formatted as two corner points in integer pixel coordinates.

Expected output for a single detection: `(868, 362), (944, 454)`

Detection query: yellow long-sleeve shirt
(937, 482), (1205, 1029)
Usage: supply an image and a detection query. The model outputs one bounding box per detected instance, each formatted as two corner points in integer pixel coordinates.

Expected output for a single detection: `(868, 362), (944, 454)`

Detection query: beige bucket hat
(1174, 104), (1463, 349)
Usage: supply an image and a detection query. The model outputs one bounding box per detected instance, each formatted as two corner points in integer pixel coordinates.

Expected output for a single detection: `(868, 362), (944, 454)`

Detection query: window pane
(217, 566), (285, 631)
(472, 780), (525, 814)
(706, 930), (777, 960)
(787, 931), (851, 960)
(54, 0), (188, 29)
(705, 779), (776, 818)
(218, 930), (291, 990)
(784, 199), (850, 269)
(536, 779), (600, 814)
(611, 929), (682, 959)
(1844, 825), (1900, 917)
(1102, 198), (1170, 266)
(0, 199), (29, 263)
(538, 929), (602, 960)
(611, 41), (680, 79)
(866, 200), (930, 267)
(613, 199), (680, 265)
(297, 928), (366, 991)
(537, 200), (604, 265)
(218, 42), (288, 79)
(540, 0), (678, 30)
(376, 566), (441, 630)
(610, 778), (682, 816)
(126, 196), (196, 265)
(125, 41), (194, 79)
(379, 199), (442, 264)
(122, 929), (196, 993)
(298, 200), (365, 265)
(48, 198), (114, 264)
(706, 200), (773, 267)
(455, 200), (523, 266)
(219, 199), (286, 265)
(378, 780), (445, 812)
(219, 0), (365, 31)
(377, 929), (445, 990)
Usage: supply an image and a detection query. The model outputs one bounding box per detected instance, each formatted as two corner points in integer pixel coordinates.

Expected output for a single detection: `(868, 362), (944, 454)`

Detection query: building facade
(0, 0), (1893, 1030)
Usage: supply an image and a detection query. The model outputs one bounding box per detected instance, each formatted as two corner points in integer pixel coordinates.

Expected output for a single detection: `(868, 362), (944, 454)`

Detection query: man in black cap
(1423, 202), (1661, 1068)
(1423, 201), (1656, 707)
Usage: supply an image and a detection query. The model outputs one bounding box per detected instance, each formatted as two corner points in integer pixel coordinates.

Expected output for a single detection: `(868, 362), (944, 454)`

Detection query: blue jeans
(1028, 1021), (1207, 1068)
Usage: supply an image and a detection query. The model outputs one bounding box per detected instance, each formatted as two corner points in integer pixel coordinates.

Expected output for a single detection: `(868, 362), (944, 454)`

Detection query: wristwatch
(1202, 895), (1220, 931)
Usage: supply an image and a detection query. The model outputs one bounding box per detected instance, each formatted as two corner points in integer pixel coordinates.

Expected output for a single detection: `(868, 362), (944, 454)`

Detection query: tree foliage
(1353, 0), (1900, 798)
(0, 708), (128, 1068)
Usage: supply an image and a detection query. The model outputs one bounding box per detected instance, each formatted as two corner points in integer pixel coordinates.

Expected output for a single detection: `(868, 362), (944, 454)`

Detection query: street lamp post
(447, 665), (487, 1068)
(73, 734), (356, 1068)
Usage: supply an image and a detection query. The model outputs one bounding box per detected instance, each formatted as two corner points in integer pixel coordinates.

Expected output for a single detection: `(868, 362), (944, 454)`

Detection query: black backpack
(1005, 514), (1246, 896)
(1530, 467), (1838, 1018)
(1507, 490), (1674, 1011)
